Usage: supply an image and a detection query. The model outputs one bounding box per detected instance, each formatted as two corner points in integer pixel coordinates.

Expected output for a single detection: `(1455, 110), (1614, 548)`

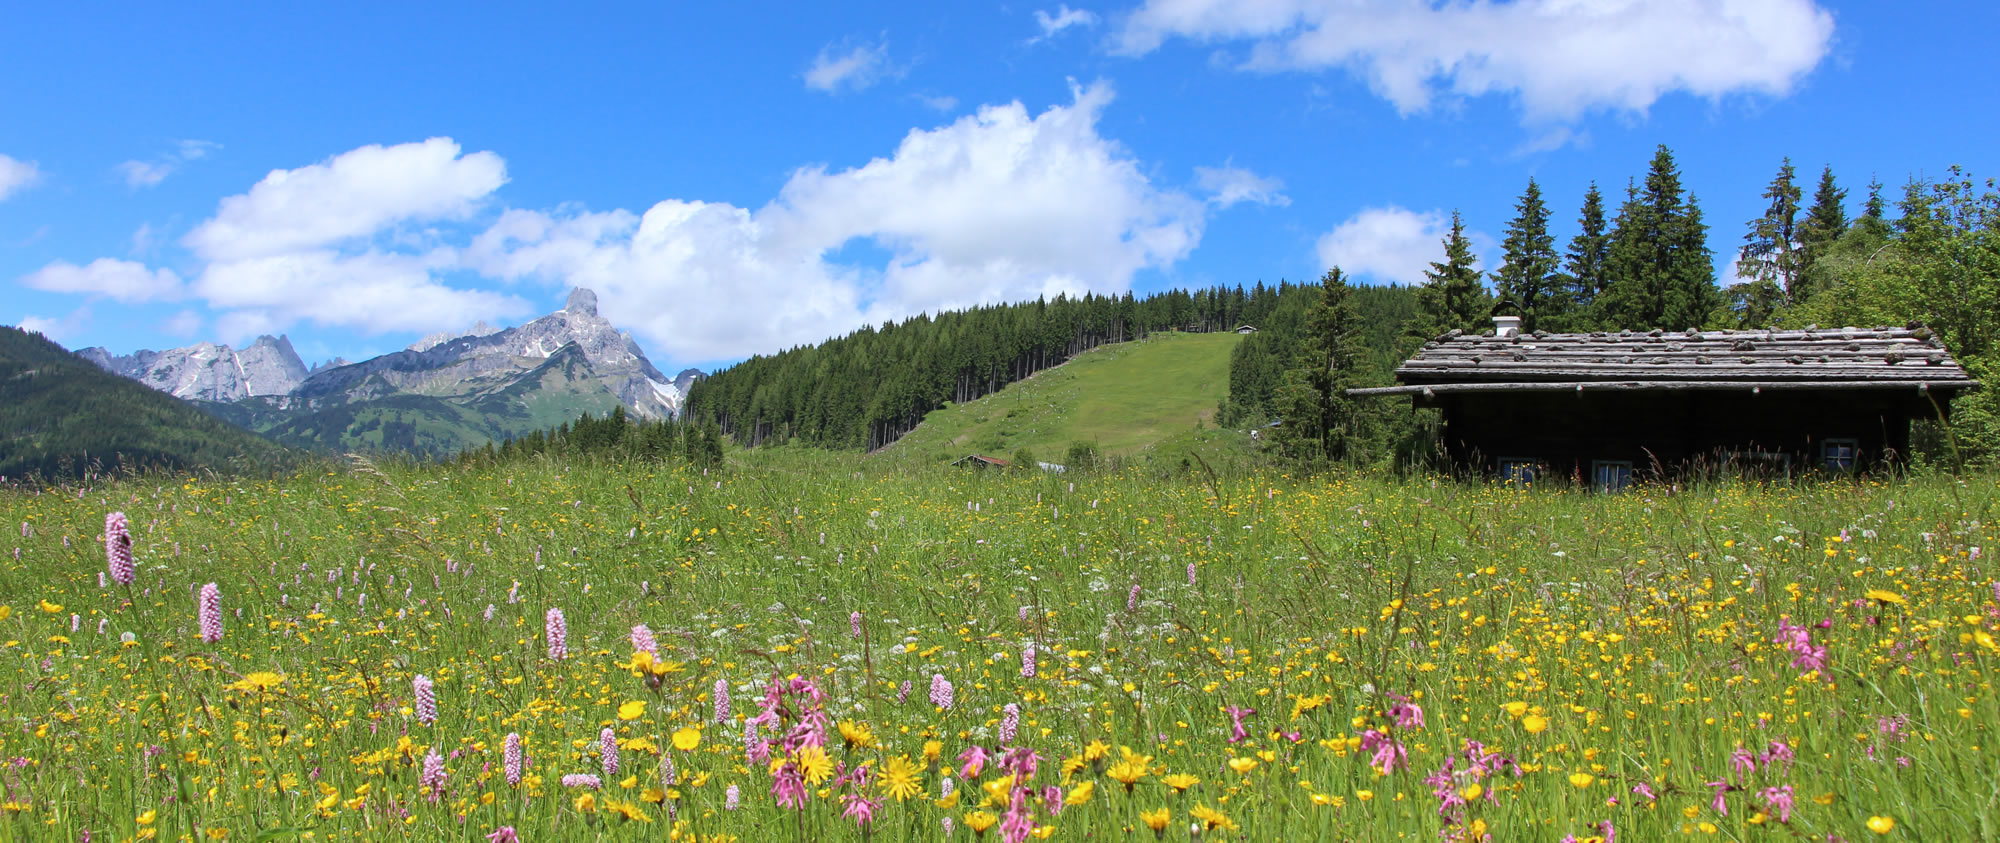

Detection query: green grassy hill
(879, 330), (1242, 466)
(0, 326), (292, 479)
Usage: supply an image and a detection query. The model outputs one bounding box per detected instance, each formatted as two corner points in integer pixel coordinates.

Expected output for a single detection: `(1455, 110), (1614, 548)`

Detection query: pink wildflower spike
(850, 611), (863, 638)
(1127, 582), (1142, 611)
(999, 703), (1020, 745)
(772, 762), (807, 809)
(630, 624), (657, 655)
(420, 747), (447, 801)
(413, 674), (437, 725)
(1000, 787), (1034, 843)
(560, 773), (600, 789)
(724, 783), (741, 810)
(197, 582), (223, 643)
(105, 512), (135, 585)
(600, 727), (619, 777)
(485, 828), (519, 843)
(1042, 784), (1064, 815)
(545, 608), (567, 660)
(1020, 642), (1037, 678)
(713, 678), (731, 723)
(503, 733), (523, 786)
(1706, 781), (1731, 816)
(929, 674), (954, 709)
(1758, 785), (1795, 823)
(842, 791), (882, 827)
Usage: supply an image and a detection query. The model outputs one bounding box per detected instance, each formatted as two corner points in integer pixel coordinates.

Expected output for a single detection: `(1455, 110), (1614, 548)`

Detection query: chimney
(1493, 315), (1522, 337)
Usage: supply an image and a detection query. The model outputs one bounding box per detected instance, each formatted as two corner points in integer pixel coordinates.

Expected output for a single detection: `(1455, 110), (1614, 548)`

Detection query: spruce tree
(1599, 146), (1718, 330)
(1795, 165), (1849, 303)
(1273, 268), (1367, 464)
(1738, 157), (1802, 304)
(1558, 183), (1610, 331)
(1412, 210), (1488, 338)
(1492, 178), (1561, 332)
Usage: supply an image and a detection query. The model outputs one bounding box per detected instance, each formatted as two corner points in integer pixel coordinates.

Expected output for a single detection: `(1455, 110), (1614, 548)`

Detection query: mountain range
(76, 288), (702, 458)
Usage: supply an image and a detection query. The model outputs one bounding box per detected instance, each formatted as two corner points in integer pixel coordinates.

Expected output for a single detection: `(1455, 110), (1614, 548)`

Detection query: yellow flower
(1866, 816), (1895, 834)
(1163, 773), (1199, 792)
(1864, 589), (1907, 606)
(880, 756), (922, 802)
(924, 739), (944, 761)
(795, 745), (834, 785)
(1461, 782), (1484, 801)
(204, 829), (229, 840)
(1569, 772), (1594, 788)
(574, 792), (596, 813)
(672, 727), (701, 751)
(1189, 803), (1237, 832)
(1083, 740), (1111, 761)
(1467, 818), (1489, 838)
(1226, 756), (1258, 774)
(837, 720), (875, 748)
(1065, 781), (1095, 806)
(136, 810), (157, 825)
(1522, 714), (1549, 734)
(1356, 789), (1375, 801)
(38, 600), (61, 614)
(603, 798), (651, 822)
(618, 700), (647, 721)
(1140, 808), (1172, 835)
(224, 672), (284, 693)
(1106, 759), (1147, 791)
(965, 811), (998, 834)
(1501, 701), (1528, 718)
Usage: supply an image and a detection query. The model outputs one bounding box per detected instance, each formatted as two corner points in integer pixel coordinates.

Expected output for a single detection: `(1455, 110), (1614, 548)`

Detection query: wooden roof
(1351, 325), (1979, 397)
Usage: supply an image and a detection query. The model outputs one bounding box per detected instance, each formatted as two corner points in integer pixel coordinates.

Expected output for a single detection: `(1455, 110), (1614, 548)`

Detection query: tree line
(683, 287), (1299, 451)
(454, 406), (726, 468)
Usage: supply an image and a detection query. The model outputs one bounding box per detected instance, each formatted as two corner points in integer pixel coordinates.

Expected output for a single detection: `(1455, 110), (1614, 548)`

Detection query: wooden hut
(950, 454), (1010, 470)
(1350, 317), (1978, 487)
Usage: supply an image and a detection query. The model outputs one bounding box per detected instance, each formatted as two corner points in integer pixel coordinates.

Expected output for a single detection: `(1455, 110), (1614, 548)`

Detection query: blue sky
(4, 1), (1996, 372)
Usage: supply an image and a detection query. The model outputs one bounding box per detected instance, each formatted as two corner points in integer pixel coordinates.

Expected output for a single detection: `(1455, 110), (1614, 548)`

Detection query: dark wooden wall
(1431, 389), (1941, 479)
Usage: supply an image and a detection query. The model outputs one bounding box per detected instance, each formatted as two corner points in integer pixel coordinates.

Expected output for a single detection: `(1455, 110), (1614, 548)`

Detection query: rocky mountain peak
(76, 334), (307, 403)
(565, 287), (599, 318)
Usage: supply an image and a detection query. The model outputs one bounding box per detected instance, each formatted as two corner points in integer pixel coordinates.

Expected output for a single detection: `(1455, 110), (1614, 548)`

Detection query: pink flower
(929, 674), (954, 709)
(772, 762), (807, 809)
(600, 727), (619, 777)
(420, 748), (447, 801)
(1127, 582), (1142, 611)
(1758, 784), (1795, 823)
(842, 791), (881, 827)
(197, 582), (223, 643)
(714, 678), (731, 723)
(1020, 643), (1037, 679)
(630, 624), (657, 655)
(503, 733), (523, 787)
(850, 611), (863, 638)
(999, 703), (1020, 745)
(724, 783), (740, 810)
(958, 745), (989, 778)
(413, 674), (437, 725)
(560, 774), (600, 789)
(545, 608), (567, 660)
(1226, 705), (1256, 744)
(1001, 787), (1035, 843)
(485, 828), (519, 843)
(105, 512), (134, 586)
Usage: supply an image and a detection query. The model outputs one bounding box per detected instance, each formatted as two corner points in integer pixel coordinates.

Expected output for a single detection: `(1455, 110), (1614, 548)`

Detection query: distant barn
(1234, 324), (1259, 334)
(1351, 316), (1979, 488)
(951, 454), (1009, 469)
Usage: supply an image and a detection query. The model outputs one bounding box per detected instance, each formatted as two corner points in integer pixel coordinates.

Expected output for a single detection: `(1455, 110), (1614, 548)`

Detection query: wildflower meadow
(0, 455), (1994, 841)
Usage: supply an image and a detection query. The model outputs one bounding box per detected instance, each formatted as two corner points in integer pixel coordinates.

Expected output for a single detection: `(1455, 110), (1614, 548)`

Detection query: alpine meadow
(7, 1), (2000, 842)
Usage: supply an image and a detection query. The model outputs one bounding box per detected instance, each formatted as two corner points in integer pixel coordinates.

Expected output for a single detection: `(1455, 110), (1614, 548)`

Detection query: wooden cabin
(1350, 317), (1978, 487)
(951, 454), (1010, 470)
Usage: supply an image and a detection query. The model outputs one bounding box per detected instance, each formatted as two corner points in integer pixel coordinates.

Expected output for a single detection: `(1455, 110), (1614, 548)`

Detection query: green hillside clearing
(881, 331), (1240, 465)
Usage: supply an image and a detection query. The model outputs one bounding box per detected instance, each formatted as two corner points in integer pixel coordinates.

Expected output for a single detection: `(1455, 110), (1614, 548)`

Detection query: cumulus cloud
(1195, 163), (1289, 208)
(805, 39), (892, 93)
(0, 154), (41, 201)
(117, 139), (220, 189)
(469, 81), (1205, 362)
(1114, 0), (1836, 120)
(1031, 5), (1100, 43)
(21, 258), (186, 303)
(16, 308), (88, 343)
(1316, 206), (1484, 286)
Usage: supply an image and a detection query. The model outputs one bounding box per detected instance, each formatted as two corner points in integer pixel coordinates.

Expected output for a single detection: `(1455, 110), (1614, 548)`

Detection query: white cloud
(1195, 163), (1289, 208)
(16, 308), (88, 343)
(117, 139), (221, 189)
(1114, 0), (1836, 121)
(805, 40), (892, 93)
(469, 81), (1205, 363)
(1031, 5), (1100, 43)
(1316, 206), (1485, 286)
(0, 154), (41, 201)
(21, 258), (186, 303)
(916, 93), (960, 112)
(184, 137), (505, 261)
(163, 309), (204, 338)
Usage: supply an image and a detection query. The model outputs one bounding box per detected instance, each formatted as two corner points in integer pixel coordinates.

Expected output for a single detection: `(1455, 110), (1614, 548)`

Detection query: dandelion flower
(1522, 713), (1549, 734)
(1867, 816), (1895, 834)
(672, 727), (701, 751)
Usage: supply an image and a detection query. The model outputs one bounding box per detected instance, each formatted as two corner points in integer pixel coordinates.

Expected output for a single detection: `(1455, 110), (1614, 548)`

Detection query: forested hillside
(685, 286), (1301, 451)
(0, 327), (291, 480)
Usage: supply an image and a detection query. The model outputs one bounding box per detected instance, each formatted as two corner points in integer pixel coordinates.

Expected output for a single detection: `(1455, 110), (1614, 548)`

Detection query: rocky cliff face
(78, 335), (308, 403)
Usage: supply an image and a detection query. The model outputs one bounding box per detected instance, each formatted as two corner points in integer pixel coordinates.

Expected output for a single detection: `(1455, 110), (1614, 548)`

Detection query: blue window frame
(1823, 438), (1858, 472)
(1592, 460), (1632, 493)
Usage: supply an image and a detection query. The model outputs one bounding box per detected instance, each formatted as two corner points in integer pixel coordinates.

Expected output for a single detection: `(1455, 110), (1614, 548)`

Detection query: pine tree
(1599, 146), (1719, 330)
(1412, 210), (1488, 338)
(1492, 179), (1561, 332)
(1557, 183), (1610, 331)
(1272, 268), (1367, 464)
(1794, 165), (1849, 304)
(1738, 157), (1803, 305)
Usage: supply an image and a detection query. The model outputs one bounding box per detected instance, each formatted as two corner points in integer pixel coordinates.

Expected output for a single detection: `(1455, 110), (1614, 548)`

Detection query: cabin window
(1822, 438), (1859, 472)
(1592, 460), (1633, 493)
(1497, 458), (1542, 486)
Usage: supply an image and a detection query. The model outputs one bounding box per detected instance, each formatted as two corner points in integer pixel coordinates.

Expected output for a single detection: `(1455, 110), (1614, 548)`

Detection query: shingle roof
(1350, 325), (1979, 397)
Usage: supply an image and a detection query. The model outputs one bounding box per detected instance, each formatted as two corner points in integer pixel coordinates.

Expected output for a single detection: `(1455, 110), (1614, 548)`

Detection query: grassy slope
(882, 331), (1240, 465)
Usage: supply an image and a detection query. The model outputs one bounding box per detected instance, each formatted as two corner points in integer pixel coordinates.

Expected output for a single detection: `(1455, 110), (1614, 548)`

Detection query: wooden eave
(1349, 326), (1979, 397)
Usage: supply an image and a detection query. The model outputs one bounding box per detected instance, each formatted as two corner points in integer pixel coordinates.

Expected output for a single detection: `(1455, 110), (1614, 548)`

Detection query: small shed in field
(951, 454), (1010, 470)
(1349, 318), (1978, 487)
(1234, 324), (1259, 334)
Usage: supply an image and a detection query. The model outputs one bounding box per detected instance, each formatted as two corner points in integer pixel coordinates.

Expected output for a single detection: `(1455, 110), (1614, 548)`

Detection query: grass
(0, 453), (1995, 841)
(883, 331), (1239, 465)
